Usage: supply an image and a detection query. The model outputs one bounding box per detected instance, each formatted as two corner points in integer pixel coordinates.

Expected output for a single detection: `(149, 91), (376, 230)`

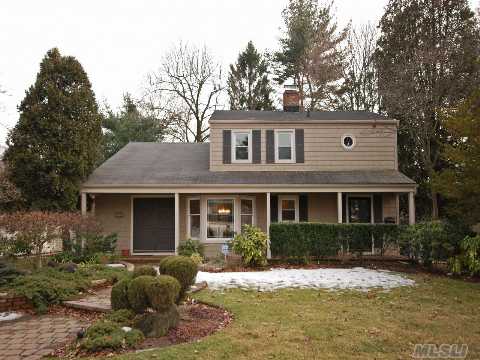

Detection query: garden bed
(51, 300), (232, 358)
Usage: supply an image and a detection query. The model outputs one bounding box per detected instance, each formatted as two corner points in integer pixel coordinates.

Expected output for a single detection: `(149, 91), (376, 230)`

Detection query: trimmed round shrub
(158, 256), (198, 303)
(82, 320), (144, 352)
(132, 265), (157, 278)
(145, 275), (181, 312)
(110, 278), (131, 311)
(127, 275), (154, 313)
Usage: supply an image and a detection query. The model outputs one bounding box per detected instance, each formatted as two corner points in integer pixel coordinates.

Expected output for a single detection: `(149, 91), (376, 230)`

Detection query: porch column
(90, 195), (96, 216)
(175, 193), (180, 254)
(81, 192), (87, 216)
(337, 192), (342, 223)
(408, 191), (416, 225)
(266, 192), (271, 259)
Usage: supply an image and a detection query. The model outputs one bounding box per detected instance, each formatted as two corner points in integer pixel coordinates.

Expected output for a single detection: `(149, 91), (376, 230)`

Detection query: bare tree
(335, 23), (380, 112)
(146, 43), (224, 142)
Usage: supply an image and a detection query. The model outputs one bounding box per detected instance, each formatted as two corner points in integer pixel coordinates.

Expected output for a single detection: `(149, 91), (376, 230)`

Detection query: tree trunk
(431, 189), (439, 220)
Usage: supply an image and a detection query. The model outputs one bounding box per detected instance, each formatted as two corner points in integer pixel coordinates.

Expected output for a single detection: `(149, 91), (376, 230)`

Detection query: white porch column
(175, 193), (180, 254)
(81, 192), (87, 216)
(408, 191), (416, 225)
(337, 192), (343, 223)
(90, 195), (96, 216)
(266, 192), (271, 259)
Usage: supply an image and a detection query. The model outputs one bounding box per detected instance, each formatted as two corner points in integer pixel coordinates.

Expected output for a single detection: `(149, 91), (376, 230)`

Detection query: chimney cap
(284, 84), (299, 91)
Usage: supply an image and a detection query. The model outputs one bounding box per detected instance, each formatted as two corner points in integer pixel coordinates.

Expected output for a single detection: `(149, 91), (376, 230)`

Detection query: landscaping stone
(63, 287), (112, 312)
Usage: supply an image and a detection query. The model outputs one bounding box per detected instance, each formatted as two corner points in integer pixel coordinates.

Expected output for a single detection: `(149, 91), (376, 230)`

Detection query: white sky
(0, 0), (478, 146)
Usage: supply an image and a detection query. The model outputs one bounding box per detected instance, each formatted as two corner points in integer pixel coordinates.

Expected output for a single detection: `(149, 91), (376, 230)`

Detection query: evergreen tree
(4, 48), (102, 210)
(102, 93), (167, 159)
(228, 41), (274, 110)
(274, 0), (347, 110)
(375, 0), (480, 219)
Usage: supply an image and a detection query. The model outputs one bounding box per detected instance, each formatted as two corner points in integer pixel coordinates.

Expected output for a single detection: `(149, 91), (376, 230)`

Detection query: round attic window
(341, 135), (356, 150)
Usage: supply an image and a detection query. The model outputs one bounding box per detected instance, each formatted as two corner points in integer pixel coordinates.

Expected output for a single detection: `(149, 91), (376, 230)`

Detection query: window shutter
(223, 130), (231, 164)
(266, 130), (275, 163)
(270, 195), (278, 223)
(299, 194), (308, 222)
(374, 194), (383, 223)
(295, 129), (304, 163)
(342, 194), (347, 223)
(252, 129), (261, 164)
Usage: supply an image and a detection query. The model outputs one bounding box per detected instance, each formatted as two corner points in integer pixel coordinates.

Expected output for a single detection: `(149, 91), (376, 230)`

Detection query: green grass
(103, 273), (480, 360)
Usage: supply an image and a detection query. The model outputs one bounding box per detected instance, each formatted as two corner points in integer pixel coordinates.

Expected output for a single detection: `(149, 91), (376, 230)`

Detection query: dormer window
(275, 129), (295, 163)
(232, 130), (252, 163)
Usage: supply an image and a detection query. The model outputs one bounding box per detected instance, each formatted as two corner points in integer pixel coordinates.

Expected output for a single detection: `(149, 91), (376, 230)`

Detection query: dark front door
(133, 197), (175, 253)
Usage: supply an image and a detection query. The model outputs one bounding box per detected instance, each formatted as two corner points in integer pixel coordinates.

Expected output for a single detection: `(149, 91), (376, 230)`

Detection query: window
(240, 198), (254, 229)
(278, 195), (299, 222)
(348, 197), (372, 223)
(341, 134), (356, 150)
(188, 198), (200, 239)
(275, 130), (295, 162)
(232, 131), (251, 162)
(207, 199), (234, 239)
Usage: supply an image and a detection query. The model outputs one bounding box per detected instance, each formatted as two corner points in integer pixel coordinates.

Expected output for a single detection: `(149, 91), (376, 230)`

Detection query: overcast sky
(0, 0), (478, 146)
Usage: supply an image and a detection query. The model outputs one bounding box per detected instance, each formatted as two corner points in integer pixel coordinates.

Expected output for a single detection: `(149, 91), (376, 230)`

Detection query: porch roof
(83, 142), (415, 189)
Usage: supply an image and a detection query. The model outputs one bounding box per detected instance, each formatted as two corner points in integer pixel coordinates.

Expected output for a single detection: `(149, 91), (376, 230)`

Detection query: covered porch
(80, 185), (416, 259)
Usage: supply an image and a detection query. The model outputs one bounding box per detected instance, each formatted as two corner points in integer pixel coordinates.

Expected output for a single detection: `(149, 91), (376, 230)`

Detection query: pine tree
(4, 48), (102, 210)
(102, 93), (167, 159)
(274, 0), (347, 110)
(375, 0), (480, 219)
(228, 41), (274, 110)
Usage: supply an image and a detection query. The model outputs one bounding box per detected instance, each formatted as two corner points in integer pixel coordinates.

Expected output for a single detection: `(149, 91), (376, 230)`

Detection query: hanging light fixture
(218, 207), (231, 215)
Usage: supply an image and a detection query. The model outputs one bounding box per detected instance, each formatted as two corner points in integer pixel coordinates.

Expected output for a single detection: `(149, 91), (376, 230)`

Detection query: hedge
(270, 223), (402, 259)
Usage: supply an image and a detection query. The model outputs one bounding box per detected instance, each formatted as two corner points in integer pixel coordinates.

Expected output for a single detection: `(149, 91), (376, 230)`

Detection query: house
(81, 90), (417, 258)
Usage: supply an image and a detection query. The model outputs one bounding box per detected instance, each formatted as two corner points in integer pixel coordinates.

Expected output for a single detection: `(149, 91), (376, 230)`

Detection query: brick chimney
(283, 85), (300, 112)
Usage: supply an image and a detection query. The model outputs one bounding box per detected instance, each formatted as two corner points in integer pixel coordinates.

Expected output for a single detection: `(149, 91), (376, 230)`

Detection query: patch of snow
(122, 326), (132, 332)
(196, 267), (415, 292)
(106, 263), (126, 268)
(0, 311), (24, 322)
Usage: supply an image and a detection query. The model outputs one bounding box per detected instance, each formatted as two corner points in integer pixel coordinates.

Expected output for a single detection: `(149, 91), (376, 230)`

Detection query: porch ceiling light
(218, 208), (231, 215)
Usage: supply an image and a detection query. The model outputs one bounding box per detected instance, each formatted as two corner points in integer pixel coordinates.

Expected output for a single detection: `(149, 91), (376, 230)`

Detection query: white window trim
(231, 130), (252, 163)
(341, 134), (356, 150)
(278, 195), (299, 222)
(275, 129), (296, 163)
(206, 196), (236, 242)
(239, 196), (256, 230)
(186, 197), (200, 240)
(346, 194), (374, 224)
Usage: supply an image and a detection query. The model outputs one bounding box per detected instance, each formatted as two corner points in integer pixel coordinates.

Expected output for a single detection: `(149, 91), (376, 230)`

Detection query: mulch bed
(51, 300), (232, 358)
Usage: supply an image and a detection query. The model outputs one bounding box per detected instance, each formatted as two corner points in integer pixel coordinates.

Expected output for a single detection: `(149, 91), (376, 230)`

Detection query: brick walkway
(0, 315), (88, 360)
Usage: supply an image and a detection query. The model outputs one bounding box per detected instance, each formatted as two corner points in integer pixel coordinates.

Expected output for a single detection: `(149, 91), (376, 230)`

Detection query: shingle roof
(83, 142), (415, 187)
(209, 110), (390, 121)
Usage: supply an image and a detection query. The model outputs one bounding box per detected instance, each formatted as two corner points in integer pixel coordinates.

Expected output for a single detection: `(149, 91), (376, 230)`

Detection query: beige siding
(95, 194), (131, 252)
(210, 122), (397, 171)
(308, 193), (338, 223)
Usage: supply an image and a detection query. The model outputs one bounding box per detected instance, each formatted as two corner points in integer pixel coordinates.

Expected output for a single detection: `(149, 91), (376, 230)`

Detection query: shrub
(144, 275), (181, 312)
(132, 265), (157, 278)
(127, 275), (153, 313)
(231, 225), (268, 267)
(0, 260), (22, 287)
(82, 320), (144, 352)
(111, 278), (131, 311)
(190, 252), (203, 265)
(177, 238), (204, 257)
(449, 235), (480, 276)
(159, 256), (197, 303)
(270, 223), (402, 260)
(105, 309), (136, 326)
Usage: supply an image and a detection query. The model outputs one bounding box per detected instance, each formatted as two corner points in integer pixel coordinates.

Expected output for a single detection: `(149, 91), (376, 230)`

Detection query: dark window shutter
(223, 130), (231, 164)
(270, 195), (278, 223)
(374, 194), (383, 223)
(266, 130), (275, 163)
(252, 129), (261, 164)
(342, 194), (347, 223)
(295, 129), (304, 163)
(299, 194), (308, 222)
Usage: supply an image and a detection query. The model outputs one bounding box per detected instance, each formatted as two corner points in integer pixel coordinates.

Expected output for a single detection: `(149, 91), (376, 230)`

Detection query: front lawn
(114, 273), (480, 360)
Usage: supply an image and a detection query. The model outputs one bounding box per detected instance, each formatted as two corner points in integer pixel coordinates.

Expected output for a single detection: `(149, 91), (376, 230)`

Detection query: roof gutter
(209, 119), (399, 126)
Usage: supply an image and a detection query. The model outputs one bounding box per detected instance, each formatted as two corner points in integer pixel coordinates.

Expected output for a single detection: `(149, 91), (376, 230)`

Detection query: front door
(133, 197), (175, 253)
